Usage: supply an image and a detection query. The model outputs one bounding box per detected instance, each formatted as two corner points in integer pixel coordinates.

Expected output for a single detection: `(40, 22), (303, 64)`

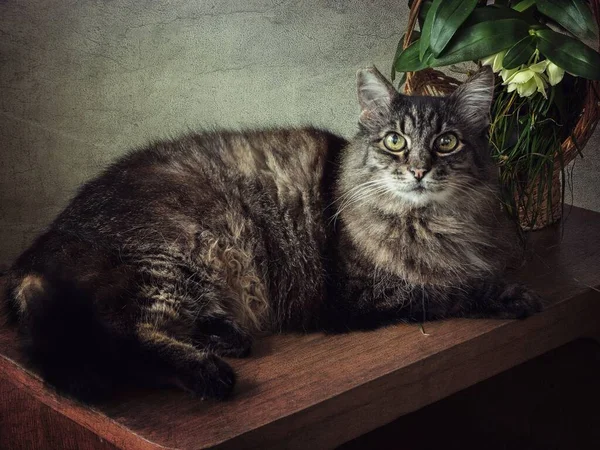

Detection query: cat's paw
(497, 283), (543, 319)
(208, 330), (253, 358)
(180, 354), (236, 400)
(195, 318), (253, 358)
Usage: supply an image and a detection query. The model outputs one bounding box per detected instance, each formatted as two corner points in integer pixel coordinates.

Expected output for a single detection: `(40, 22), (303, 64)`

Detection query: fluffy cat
(3, 66), (541, 403)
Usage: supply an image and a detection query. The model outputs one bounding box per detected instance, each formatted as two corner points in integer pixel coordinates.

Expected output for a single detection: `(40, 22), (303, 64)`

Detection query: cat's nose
(409, 167), (429, 181)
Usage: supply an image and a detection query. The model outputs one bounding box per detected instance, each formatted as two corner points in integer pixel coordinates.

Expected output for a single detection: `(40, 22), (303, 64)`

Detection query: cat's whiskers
(340, 180), (385, 208)
(330, 180), (391, 225)
(438, 179), (496, 204)
(445, 179), (498, 196)
(332, 179), (390, 207)
(331, 185), (392, 226)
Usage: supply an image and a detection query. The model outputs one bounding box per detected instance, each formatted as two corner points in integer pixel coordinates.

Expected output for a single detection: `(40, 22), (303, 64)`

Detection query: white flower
(546, 62), (565, 86)
(500, 67), (519, 82)
(529, 60), (549, 73)
(517, 77), (539, 97)
(481, 51), (506, 73)
(501, 61), (550, 98)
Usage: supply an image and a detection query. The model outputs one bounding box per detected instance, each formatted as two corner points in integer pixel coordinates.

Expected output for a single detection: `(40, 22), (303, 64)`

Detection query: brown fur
(201, 228), (270, 333)
(2, 69), (541, 403)
(14, 275), (45, 314)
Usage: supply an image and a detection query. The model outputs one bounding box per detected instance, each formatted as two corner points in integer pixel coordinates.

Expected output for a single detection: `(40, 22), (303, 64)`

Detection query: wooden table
(1, 206), (600, 450)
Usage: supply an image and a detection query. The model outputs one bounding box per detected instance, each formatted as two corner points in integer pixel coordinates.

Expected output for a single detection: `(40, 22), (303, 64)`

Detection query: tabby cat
(3, 66), (541, 402)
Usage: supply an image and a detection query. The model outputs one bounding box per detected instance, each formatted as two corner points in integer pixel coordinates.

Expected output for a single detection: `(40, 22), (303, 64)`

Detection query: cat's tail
(5, 269), (237, 403)
(5, 271), (132, 403)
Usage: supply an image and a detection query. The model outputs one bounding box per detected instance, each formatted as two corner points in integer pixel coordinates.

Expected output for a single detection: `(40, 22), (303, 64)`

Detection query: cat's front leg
(454, 279), (543, 320)
(324, 282), (417, 332)
(325, 278), (543, 332)
(193, 315), (253, 358)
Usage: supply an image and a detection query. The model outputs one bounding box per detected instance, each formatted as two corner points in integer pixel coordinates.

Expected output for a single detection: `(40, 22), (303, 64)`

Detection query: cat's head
(345, 66), (495, 209)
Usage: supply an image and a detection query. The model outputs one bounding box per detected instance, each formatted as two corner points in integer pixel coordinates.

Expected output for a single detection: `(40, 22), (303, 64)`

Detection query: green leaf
(535, 0), (597, 40)
(395, 39), (432, 72)
(512, 0), (536, 12)
(463, 5), (536, 27)
(434, 19), (530, 67)
(420, 0), (443, 61)
(418, 1), (433, 30)
(503, 35), (537, 69)
(429, 0), (478, 57)
(391, 31), (421, 80)
(536, 29), (600, 80)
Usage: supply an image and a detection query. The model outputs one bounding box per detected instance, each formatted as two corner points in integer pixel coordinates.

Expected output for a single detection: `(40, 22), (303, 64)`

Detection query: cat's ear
(450, 66), (495, 129)
(356, 66), (397, 123)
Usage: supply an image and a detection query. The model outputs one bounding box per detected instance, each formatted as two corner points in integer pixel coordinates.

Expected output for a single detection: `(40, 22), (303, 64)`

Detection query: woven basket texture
(402, 0), (600, 229)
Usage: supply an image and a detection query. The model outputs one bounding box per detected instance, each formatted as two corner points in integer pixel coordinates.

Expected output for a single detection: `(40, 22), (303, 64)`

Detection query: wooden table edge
(2, 285), (599, 450)
(0, 354), (173, 450)
(211, 288), (600, 449)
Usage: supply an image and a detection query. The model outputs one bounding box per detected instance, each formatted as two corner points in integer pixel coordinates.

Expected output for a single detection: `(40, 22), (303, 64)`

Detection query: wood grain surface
(1, 206), (599, 450)
(340, 338), (600, 450)
(0, 370), (120, 450)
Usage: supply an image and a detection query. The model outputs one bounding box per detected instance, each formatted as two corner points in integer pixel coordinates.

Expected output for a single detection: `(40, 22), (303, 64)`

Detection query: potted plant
(393, 0), (600, 230)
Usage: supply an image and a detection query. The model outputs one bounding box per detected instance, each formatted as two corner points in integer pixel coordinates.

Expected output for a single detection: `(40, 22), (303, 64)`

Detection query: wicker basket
(402, 0), (600, 230)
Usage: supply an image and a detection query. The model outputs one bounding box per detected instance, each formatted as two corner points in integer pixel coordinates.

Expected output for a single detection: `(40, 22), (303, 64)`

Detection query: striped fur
(3, 68), (541, 403)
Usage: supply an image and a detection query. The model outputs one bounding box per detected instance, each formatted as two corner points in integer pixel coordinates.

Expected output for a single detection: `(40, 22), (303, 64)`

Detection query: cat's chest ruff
(348, 210), (495, 285)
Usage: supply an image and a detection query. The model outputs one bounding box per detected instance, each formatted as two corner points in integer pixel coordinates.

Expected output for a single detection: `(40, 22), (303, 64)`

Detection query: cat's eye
(383, 133), (406, 152)
(436, 133), (459, 154)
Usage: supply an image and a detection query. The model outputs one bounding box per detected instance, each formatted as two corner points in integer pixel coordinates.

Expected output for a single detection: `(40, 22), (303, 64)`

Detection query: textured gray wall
(0, 0), (598, 270)
(0, 0), (407, 269)
(570, 132), (600, 213)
